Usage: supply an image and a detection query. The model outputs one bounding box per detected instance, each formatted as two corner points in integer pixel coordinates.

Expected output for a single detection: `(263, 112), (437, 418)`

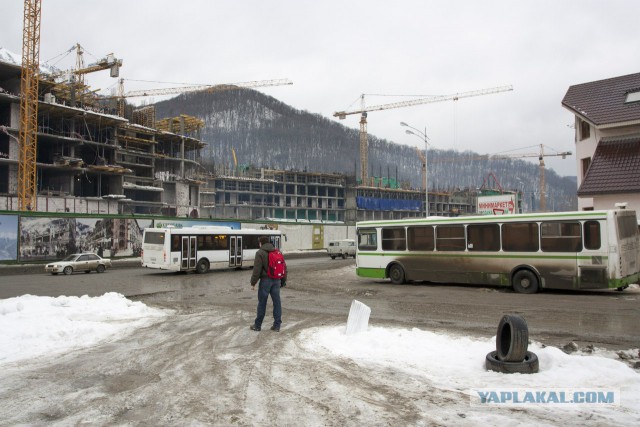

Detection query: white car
(45, 253), (112, 275)
(326, 239), (356, 259)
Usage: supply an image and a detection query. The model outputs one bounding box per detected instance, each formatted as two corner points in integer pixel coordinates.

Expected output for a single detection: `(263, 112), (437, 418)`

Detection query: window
(541, 221), (582, 252)
(583, 221), (601, 250)
(198, 234), (228, 250)
(358, 228), (377, 251)
(408, 226), (435, 251)
(382, 228), (406, 251)
(435, 225), (465, 251)
(581, 157), (591, 179)
(617, 215), (639, 240)
(502, 223), (539, 252)
(467, 224), (500, 251)
(580, 120), (590, 140)
(625, 90), (640, 103)
(144, 231), (166, 245)
(242, 235), (259, 250)
(171, 235), (180, 252)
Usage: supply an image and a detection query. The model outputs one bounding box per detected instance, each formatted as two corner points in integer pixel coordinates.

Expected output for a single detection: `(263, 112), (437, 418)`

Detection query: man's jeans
(254, 277), (282, 329)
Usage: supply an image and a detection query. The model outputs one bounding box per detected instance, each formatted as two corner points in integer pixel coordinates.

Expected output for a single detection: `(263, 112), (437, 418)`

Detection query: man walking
(250, 236), (286, 332)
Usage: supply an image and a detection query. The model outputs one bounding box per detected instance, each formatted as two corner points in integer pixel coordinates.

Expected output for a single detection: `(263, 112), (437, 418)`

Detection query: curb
(0, 251), (328, 276)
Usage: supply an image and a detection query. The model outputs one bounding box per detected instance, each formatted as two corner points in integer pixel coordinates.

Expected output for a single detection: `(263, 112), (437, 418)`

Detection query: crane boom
(492, 144), (571, 211)
(18, 0), (42, 211)
(117, 78), (293, 99)
(334, 85), (513, 185)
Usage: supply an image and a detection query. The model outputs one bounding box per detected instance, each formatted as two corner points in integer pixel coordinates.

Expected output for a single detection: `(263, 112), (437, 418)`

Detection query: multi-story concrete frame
(0, 58), (206, 216)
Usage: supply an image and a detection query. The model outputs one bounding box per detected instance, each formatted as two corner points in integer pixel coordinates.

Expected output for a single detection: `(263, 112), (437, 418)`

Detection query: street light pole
(400, 122), (429, 217)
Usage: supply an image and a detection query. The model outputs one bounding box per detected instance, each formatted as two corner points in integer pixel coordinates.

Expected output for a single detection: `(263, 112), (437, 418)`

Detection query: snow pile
(0, 292), (168, 365)
(300, 326), (640, 417)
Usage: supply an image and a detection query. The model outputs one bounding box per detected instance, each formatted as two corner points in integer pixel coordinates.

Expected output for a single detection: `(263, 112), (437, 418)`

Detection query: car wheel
(85, 270), (91, 274)
(389, 264), (406, 284)
(196, 259), (210, 274)
(96, 264), (106, 273)
(496, 314), (529, 362)
(342, 253), (347, 259)
(330, 256), (336, 260)
(63, 266), (73, 275)
(512, 269), (539, 294)
(485, 350), (539, 374)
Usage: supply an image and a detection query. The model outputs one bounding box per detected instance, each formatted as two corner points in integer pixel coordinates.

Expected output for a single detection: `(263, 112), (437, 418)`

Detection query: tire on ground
(496, 314), (529, 362)
(485, 350), (539, 374)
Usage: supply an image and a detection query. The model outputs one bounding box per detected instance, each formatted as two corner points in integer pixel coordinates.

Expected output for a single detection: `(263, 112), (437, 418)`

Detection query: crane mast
(492, 144), (571, 211)
(334, 85), (513, 185)
(18, 0), (42, 211)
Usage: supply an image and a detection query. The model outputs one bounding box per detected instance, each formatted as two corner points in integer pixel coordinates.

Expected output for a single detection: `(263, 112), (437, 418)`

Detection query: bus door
(181, 236), (197, 270)
(229, 235), (243, 267)
(271, 235), (281, 249)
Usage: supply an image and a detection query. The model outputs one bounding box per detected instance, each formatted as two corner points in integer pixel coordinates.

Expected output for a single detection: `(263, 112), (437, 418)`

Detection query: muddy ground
(0, 258), (638, 425)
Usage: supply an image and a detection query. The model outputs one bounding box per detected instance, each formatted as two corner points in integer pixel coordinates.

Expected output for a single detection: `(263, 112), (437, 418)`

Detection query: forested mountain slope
(153, 89), (577, 211)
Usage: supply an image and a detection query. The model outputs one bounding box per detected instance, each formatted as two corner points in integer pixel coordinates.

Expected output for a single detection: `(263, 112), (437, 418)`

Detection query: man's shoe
(270, 325), (280, 332)
(250, 325), (261, 331)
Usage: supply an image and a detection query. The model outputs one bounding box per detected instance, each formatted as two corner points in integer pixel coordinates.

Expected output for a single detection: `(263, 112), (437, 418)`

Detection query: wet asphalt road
(1, 256), (639, 351)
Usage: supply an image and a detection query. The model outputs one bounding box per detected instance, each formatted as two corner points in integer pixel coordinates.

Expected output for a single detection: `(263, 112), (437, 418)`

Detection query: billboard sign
(477, 194), (517, 215)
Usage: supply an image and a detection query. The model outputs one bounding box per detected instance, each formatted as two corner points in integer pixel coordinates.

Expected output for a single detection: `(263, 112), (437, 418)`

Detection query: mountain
(153, 89), (577, 211)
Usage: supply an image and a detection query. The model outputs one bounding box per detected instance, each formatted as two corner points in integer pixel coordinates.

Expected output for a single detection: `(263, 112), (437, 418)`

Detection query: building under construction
(0, 54), (206, 216)
(0, 50), (479, 223)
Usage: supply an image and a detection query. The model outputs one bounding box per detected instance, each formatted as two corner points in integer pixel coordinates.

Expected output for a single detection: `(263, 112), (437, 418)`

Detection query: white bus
(356, 209), (640, 293)
(141, 226), (283, 273)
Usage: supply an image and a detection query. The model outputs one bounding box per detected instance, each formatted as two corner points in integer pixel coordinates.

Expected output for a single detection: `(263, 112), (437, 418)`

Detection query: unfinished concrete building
(0, 55), (206, 216)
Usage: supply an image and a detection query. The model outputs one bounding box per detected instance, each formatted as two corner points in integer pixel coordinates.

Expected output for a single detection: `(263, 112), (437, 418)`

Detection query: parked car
(326, 239), (356, 259)
(45, 253), (112, 275)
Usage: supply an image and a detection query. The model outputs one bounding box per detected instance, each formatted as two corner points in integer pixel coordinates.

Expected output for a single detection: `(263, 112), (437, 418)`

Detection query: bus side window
(502, 223), (539, 252)
(358, 229), (377, 250)
(435, 225), (465, 251)
(408, 226), (434, 251)
(382, 228), (406, 251)
(583, 221), (601, 250)
(467, 224), (500, 251)
(541, 221), (582, 252)
(171, 235), (180, 252)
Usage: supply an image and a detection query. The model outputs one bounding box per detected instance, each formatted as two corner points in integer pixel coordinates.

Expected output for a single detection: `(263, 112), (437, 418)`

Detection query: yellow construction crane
(491, 144), (571, 211)
(334, 85), (513, 185)
(111, 78), (293, 117)
(18, 0), (42, 211)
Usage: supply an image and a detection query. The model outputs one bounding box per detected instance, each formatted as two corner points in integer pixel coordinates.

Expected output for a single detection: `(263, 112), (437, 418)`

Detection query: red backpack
(267, 249), (286, 279)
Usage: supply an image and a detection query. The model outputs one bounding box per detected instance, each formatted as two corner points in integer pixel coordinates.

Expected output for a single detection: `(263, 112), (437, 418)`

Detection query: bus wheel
(512, 270), (539, 294)
(485, 350), (539, 374)
(389, 264), (405, 284)
(196, 259), (210, 274)
(496, 314), (529, 362)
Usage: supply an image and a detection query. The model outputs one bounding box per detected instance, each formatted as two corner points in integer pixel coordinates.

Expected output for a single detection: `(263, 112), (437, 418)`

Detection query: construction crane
(18, 0), (42, 211)
(110, 78), (293, 117)
(49, 43), (122, 82)
(492, 144), (571, 211)
(334, 85), (513, 185)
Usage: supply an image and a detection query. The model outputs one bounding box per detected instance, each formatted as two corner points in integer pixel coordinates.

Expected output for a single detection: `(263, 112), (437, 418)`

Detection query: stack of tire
(485, 314), (539, 374)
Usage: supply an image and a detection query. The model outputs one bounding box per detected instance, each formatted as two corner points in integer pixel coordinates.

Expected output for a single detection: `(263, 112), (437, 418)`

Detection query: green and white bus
(356, 209), (640, 293)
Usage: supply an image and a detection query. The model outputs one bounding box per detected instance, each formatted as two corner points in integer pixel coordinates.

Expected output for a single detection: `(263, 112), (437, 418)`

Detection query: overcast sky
(2, 0), (639, 176)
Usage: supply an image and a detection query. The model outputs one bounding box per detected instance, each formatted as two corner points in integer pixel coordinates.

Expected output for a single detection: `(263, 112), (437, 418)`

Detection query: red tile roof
(578, 134), (640, 195)
(562, 73), (640, 126)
